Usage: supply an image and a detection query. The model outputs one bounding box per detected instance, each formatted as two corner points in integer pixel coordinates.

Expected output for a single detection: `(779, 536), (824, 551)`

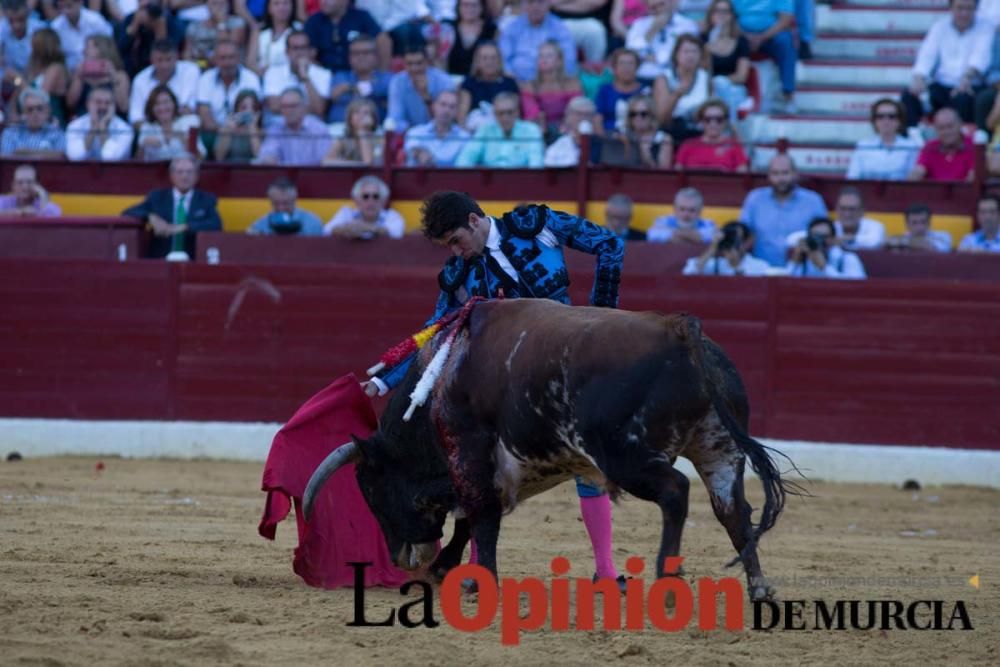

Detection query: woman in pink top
(520, 40), (582, 139)
(674, 99), (748, 172)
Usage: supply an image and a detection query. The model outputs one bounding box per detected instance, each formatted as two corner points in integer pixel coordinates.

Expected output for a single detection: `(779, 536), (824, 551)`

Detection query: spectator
(457, 41), (520, 130)
(958, 193), (1000, 252)
(405, 89), (470, 166)
(786, 217), (867, 279)
(257, 88), (332, 165)
(647, 187), (716, 244)
(812, 186), (885, 251)
(354, 0), (431, 60)
(444, 0), (498, 76)
(908, 107), (976, 182)
(730, 0), (797, 113)
(885, 202), (953, 252)
(520, 39), (582, 137)
(214, 88), (263, 161)
(499, 0), (577, 82)
(739, 154), (828, 266)
(117, 0), (186, 77)
(702, 0), (750, 123)
(22, 28), (70, 126)
(249, 0), (302, 73)
(544, 95), (597, 166)
(683, 221), (770, 276)
(626, 0), (698, 81)
(0, 0), (44, 86)
(901, 0), (991, 128)
(128, 39), (201, 125)
(456, 90), (545, 166)
(594, 48), (646, 133)
(136, 84), (204, 161)
(1, 89), (66, 158)
(65, 87), (134, 160)
(599, 93), (672, 168)
(0, 164), (62, 217)
(262, 30), (331, 118)
(304, 0), (382, 73)
(653, 34), (710, 143)
(65, 35), (131, 118)
(387, 44), (455, 132)
(976, 28), (1000, 132)
(246, 177), (324, 236)
(673, 98), (748, 172)
(323, 97), (382, 164)
(196, 40), (262, 138)
(324, 175), (406, 240)
(327, 34), (392, 123)
(51, 0), (113, 73)
(602, 193), (646, 241)
(184, 0), (249, 65)
(846, 98), (922, 181)
(609, 0), (647, 48)
(549, 0), (611, 69)
(122, 154), (223, 259)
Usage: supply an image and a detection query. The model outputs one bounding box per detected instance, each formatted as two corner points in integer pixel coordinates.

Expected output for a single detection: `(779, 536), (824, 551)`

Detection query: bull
(305, 299), (801, 600)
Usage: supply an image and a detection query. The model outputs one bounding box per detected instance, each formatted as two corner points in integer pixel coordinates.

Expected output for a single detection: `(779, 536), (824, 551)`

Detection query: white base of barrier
(0, 418), (997, 488)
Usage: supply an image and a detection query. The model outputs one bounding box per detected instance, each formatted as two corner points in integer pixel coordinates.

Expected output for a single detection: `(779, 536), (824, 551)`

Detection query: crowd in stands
(2, 0), (1000, 266)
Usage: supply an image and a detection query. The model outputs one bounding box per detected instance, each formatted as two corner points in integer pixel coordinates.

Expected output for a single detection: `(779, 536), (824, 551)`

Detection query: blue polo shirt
(304, 9), (381, 73)
(740, 185), (828, 266)
(731, 0), (793, 34)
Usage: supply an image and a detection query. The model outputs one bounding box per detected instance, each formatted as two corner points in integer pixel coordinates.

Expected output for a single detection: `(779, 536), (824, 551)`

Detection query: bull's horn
(302, 441), (359, 521)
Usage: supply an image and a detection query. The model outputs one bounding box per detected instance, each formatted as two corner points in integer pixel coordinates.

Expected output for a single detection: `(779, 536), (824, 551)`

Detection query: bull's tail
(681, 315), (808, 565)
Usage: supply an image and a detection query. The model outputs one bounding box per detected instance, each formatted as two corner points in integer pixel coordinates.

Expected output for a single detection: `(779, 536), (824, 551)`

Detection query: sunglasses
(629, 110), (650, 118)
(23, 105), (47, 112)
(359, 193), (381, 200)
(701, 115), (726, 124)
(874, 112), (898, 120)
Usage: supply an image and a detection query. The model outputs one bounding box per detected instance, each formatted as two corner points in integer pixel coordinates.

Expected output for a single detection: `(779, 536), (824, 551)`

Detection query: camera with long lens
(804, 234), (827, 252)
(717, 225), (743, 252)
(267, 212), (302, 235)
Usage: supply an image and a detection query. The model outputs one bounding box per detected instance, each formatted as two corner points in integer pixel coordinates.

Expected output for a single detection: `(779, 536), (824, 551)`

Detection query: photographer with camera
(787, 217), (867, 279)
(683, 221), (770, 276)
(246, 177), (323, 236)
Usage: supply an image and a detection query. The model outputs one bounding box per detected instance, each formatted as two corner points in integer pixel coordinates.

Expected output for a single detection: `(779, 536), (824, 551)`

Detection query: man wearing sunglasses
(323, 174), (405, 240)
(0, 88), (65, 159)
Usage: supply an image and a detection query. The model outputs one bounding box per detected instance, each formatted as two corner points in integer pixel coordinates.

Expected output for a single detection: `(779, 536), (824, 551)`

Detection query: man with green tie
(122, 153), (223, 259)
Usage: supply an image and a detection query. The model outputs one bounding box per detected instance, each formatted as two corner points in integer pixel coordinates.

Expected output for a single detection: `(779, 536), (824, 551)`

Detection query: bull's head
(302, 434), (455, 571)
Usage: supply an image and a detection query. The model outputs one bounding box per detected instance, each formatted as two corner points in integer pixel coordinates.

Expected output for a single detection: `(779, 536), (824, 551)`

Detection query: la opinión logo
(346, 557), (974, 645)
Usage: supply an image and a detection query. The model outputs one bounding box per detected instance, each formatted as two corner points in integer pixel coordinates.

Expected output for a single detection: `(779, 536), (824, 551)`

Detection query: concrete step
(812, 33), (922, 62)
(744, 114), (873, 144)
(795, 87), (900, 116)
(817, 4), (945, 34)
(797, 60), (912, 88)
(751, 144), (854, 174)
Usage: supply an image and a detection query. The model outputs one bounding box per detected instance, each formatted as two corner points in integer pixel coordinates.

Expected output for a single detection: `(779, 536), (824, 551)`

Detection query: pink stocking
(468, 539), (478, 565)
(579, 494), (618, 579)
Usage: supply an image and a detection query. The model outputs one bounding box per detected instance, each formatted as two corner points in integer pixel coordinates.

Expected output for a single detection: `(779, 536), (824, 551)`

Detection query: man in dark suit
(603, 193), (646, 241)
(123, 153), (222, 259)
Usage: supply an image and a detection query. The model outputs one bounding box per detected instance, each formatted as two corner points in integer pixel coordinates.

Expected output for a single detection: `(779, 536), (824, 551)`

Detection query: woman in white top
(653, 34), (710, 144)
(136, 84), (205, 161)
(846, 98), (922, 180)
(248, 0), (303, 73)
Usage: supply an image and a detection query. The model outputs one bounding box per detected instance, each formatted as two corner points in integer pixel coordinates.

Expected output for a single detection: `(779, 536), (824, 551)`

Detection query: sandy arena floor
(0, 456), (996, 666)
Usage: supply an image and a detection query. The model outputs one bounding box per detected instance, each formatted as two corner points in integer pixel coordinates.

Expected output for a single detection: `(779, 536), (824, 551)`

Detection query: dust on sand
(1, 457), (996, 666)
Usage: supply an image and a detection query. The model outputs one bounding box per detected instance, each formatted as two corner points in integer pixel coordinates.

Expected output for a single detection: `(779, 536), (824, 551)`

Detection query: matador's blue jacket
(378, 204), (625, 389)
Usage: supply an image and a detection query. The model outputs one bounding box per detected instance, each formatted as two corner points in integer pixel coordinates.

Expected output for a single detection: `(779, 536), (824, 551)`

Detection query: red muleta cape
(258, 373), (409, 588)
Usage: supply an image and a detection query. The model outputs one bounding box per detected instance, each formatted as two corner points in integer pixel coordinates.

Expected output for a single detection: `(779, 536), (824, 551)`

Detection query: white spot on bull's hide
(493, 439), (525, 511)
(506, 330), (528, 373)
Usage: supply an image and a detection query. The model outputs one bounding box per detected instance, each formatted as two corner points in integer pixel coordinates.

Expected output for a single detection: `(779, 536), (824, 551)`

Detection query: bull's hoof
(749, 582), (777, 602)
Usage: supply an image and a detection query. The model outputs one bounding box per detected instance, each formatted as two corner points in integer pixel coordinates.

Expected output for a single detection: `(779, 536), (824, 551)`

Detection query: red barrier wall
(1, 257), (998, 449)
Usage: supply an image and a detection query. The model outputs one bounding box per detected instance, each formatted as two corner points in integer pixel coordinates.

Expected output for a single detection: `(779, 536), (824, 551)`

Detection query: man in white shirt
(626, 0), (699, 80)
(683, 221), (771, 276)
(404, 90), (470, 167)
(196, 40), (262, 132)
(65, 87), (135, 161)
(901, 0), (993, 126)
(958, 193), (1000, 252)
(324, 175), (406, 240)
(51, 0), (113, 71)
(832, 187), (886, 250)
(544, 95), (597, 167)
(262, 30), (332, 119)
(129, 39), (201, 125)
(647, 187), (717, 244)
(786, 217), (867, 279)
